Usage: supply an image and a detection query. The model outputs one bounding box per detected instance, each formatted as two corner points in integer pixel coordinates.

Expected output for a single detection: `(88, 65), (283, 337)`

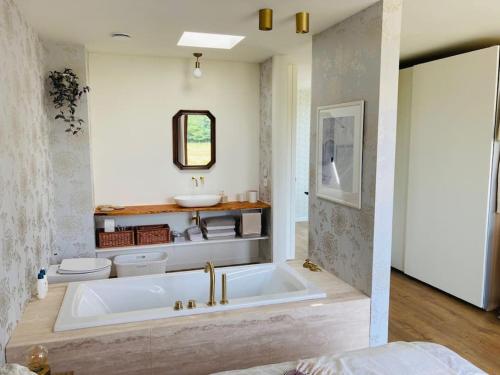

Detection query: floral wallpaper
(309, 0), (401, 346)
(0, 0), (56, 363)
(259, 58), (273, 261)
(44, 42), (95, 262)
(259, 58), (272, 204)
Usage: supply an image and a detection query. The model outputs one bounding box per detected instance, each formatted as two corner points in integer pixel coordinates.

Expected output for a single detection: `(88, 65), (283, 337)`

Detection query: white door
(404, 47), (499, 308)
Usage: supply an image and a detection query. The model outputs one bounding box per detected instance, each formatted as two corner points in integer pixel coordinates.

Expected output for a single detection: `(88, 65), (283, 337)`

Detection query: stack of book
(201, 216), (236, 240)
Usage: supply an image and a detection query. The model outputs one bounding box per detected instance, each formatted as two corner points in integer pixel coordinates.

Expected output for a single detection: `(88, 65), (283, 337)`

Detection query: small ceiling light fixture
(295, 12), (310, 34)
(193, 53), (203, 78)
(259, 8), (273, 31)
(178, 32), (245, 49)
(110, 32), (131, 39)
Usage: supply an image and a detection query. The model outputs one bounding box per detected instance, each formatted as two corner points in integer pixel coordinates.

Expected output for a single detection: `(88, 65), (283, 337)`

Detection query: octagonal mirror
(172, 110), (216, 170)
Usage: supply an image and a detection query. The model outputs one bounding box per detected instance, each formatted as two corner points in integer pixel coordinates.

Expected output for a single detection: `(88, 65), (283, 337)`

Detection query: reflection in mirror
(178, 114), (211, 165)
(173, 110), (215, 170)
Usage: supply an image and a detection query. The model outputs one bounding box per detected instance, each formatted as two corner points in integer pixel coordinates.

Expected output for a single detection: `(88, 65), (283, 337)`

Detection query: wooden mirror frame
(172, 109), (216, 170)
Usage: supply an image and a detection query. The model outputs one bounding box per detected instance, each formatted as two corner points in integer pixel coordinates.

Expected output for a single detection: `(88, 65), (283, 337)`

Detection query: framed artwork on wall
(316, 100), (364, 209)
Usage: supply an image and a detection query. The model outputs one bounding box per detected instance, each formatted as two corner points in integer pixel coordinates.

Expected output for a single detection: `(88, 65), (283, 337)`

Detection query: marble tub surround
(6, 261), (369, 375)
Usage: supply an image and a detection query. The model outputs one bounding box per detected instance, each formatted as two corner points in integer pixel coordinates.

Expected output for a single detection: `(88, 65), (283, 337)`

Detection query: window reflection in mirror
(173, 110), (215, 170)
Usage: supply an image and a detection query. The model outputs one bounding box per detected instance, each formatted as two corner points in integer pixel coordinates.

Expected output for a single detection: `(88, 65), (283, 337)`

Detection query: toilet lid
(58, 258), (111, 274)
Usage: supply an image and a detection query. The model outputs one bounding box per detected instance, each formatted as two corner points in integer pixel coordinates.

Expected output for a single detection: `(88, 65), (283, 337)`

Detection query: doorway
(290, 58), (312, 261)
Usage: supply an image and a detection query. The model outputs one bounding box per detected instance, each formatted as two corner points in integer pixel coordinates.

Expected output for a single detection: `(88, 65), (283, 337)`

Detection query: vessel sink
(174, 194), (221, 208)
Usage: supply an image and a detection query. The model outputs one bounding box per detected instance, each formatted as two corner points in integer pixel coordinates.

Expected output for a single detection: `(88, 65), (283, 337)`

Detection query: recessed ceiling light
(177, 32), (245, 50)
(111, 33), (131, 39)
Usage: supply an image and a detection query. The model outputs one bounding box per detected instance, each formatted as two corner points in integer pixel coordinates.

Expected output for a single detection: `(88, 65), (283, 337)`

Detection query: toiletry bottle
(37, 272), (47, 300)
(220, 191), (228, 203)
(40, 268), (48, 289)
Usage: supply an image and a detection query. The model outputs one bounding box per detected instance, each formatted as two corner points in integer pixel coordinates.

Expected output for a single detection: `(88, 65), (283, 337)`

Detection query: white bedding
(213, 342), (485, 375)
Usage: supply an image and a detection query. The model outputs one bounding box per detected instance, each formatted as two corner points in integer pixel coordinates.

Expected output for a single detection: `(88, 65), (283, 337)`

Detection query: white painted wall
(391, 68), (413, 271)
(88, 53), (260, 205)
(295, 60), (312, 222)
(267, 41), (312, 262)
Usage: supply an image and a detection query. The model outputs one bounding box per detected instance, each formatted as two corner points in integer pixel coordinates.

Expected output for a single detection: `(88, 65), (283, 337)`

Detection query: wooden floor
(295, 222), (500, 373)
(389, 270), (500, 373)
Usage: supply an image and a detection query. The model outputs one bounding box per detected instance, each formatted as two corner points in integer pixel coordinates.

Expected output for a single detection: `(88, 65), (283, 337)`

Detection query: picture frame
(316, 100), (364, 209)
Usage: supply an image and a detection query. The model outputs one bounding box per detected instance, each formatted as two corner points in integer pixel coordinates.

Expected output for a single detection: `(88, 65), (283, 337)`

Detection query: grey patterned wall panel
(309, 0), (401, 345)
(43, 42), (95, 262)
(0, 0), (56, 362)
(259, 58), (272, 204)
(259, 58), (273, 261)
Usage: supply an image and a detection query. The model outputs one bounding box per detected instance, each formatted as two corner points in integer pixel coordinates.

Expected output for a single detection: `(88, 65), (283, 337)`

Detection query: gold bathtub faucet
(303, 259), (322, 272)
(204, 261), (217, 306)
(220, 273), (228, 305)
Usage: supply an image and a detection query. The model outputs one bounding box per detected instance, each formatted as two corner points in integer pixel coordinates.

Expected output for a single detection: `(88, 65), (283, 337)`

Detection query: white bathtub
(54, 263), (326, 332)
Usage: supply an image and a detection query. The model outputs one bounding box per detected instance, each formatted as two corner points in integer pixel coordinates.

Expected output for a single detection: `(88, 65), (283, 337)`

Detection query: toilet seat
(48, 258), (112, 284)
(58, 258), (111, 274)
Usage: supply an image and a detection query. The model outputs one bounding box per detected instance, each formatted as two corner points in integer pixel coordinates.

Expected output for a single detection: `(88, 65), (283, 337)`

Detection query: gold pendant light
(259, 8), (273, 31)
(295, 12), (309, 34)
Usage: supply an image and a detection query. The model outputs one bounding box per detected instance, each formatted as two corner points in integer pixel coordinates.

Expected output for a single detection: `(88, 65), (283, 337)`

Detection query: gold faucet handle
(303, 259), (322, 272)
(204, 261), (214, 272)
(174, 300), (184, 310)
(220, 273), (229, 305)
(187, 299), (197, 309)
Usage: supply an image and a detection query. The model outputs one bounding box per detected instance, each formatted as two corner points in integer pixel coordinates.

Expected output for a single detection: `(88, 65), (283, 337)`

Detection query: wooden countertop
(95, 201), (271, 216)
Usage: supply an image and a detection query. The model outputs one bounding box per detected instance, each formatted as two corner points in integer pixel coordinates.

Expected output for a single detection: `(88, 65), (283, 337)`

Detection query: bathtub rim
(54, 262), (327, 332)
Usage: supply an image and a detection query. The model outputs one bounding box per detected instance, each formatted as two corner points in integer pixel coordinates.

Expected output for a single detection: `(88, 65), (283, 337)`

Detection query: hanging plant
(48, 68), (90, 135)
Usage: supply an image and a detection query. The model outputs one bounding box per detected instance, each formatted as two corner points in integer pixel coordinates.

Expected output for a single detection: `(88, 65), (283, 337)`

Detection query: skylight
(177, 32), (245, 50)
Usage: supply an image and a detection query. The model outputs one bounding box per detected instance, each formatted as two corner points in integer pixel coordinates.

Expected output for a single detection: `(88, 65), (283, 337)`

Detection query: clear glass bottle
(26, 345), (50, 375)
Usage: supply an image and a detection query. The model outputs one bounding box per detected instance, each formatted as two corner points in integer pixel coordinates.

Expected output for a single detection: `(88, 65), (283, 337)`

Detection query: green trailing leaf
(48, 68), (90, 135)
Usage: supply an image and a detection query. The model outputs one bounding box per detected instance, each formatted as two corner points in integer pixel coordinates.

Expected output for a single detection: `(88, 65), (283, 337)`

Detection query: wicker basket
(136, 224), (170, 245)
(97, 228), (135, 248)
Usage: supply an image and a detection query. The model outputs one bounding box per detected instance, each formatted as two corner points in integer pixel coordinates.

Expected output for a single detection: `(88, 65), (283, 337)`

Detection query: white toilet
(47, 258), (112, 284)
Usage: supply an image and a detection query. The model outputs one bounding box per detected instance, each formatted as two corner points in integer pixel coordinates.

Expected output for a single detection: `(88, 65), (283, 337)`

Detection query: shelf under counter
(95, 201), (271, 216)
(95, 235), (270, 254)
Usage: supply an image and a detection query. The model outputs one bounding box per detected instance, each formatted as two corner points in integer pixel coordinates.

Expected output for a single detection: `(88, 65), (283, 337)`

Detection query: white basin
(174, 194), (221, 208)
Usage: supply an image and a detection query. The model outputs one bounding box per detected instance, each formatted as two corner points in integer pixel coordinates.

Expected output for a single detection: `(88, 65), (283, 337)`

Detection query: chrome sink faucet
(204, 261), (216, 306)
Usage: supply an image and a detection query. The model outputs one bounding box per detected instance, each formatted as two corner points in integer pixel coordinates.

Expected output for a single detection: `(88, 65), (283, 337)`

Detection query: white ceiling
(400, 0), (500, 65)
(16, 0), (500, 64)
(16, 0), (377, 63)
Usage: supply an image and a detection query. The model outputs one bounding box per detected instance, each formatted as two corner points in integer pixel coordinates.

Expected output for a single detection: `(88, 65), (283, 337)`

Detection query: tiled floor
(295, 221), (308, 260)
